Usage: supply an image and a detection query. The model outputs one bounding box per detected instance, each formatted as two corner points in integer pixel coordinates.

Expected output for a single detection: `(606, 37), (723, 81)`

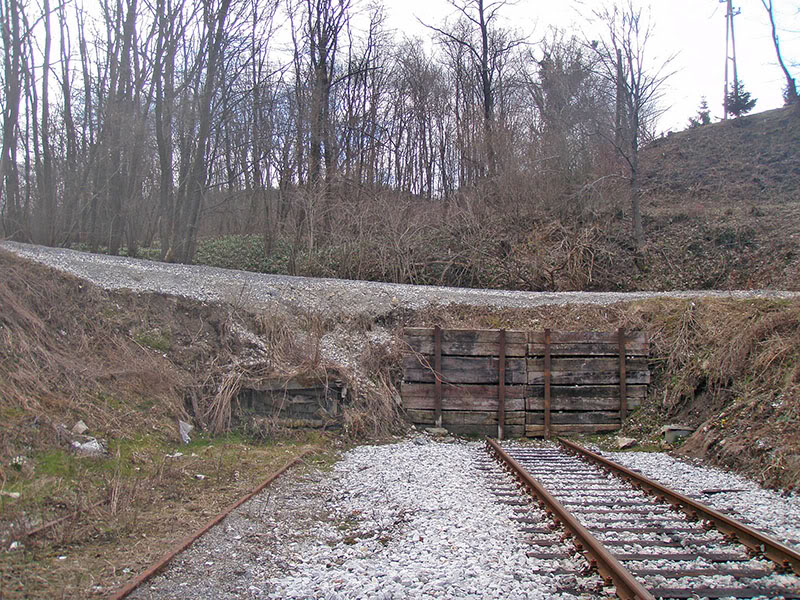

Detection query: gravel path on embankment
(2, 241), (797, 317)
(129, 439), (583, 600)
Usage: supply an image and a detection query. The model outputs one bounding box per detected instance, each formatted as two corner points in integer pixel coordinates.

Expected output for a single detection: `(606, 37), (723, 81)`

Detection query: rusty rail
(559, 437), (800, 575)
(485, 438), (655, 600)
(107, 449), (313, 600)
(25, 498), (108, 538)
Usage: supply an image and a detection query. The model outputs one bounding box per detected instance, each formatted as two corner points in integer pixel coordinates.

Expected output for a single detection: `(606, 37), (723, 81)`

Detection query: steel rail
(559, 437), (800, 575)
(485, 438), (656, 600)
(106, 449), (313, 600)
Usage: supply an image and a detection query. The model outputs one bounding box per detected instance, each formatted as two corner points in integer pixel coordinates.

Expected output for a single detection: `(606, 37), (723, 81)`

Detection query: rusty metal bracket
(544, 328), (552, 440)
(498, 329), (506, 440)
(434, 325), (442, 429)
(618, 328), (627, 421)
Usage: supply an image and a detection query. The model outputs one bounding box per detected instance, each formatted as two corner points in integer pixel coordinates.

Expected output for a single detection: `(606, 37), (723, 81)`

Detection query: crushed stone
(3, 242), (797, 320)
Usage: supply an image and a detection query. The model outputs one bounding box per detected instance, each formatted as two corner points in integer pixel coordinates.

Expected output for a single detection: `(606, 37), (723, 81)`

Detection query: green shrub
(194, 235), (269, 272)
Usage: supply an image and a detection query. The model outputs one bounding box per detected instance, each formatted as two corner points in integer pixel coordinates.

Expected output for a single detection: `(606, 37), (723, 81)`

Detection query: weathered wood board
(403, 395), (525, 412)
(526, 357), (650, 385)
(525, 396), (642, 411)
(401, 382), (525, 398)
(238, 380), (342, 425)
(401, 328), (650, 438)
(525, 411), (622, 425)
(403, 355), (527, 384)
(525, 384), (647, 400)
(407, 409), (526, 427)
(404, 328), (527, 357)
(525, 424), (621, 435)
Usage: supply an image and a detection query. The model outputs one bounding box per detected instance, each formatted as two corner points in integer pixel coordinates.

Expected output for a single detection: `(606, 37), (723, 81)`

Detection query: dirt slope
(642, 106), (800, 203)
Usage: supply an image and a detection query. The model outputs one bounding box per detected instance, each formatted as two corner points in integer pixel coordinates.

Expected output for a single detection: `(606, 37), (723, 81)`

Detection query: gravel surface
(131, 439), (588, 600)
(601, 450), (800, 551)
(3, 242), (798, 318)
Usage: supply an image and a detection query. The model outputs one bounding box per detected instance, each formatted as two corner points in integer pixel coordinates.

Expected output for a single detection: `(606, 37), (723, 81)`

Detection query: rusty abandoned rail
(558, 437), (800, 575)
(485, 438), (656, 600)
(107, 449), (313, 600)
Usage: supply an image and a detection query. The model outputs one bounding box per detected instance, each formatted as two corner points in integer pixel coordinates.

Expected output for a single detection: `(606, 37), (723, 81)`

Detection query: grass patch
(132, 327), (172, 353)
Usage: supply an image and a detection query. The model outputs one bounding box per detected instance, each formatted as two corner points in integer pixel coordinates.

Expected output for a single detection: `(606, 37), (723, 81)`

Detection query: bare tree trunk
(175, 0), (232, 263)
(761, 0), (797, 104)
(0, 0), (26, 240)
(34, 0), (56, 246)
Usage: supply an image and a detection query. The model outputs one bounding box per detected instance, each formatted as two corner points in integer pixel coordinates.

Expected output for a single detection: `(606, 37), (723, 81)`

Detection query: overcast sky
(379, 0), (800, 132)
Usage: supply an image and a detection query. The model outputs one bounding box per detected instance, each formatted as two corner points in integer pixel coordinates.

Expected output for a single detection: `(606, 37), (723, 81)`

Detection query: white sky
(380, 0), (800, 132)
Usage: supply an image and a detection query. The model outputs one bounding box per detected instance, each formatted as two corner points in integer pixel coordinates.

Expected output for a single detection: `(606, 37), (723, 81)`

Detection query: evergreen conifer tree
(726, 80), (757, 117)
(688, 97), (712, 128)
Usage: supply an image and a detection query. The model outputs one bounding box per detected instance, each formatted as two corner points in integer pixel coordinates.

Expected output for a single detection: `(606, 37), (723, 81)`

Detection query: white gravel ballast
(266, 440), (571, 600)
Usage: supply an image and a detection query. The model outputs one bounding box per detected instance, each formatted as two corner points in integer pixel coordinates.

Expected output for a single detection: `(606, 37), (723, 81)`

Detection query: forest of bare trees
(1, 0), (668, 278)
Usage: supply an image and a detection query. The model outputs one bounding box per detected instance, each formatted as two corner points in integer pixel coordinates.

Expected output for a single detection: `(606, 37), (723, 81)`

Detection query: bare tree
(305, 0), (351, 185)
(0, 0), (26, 240)
(422, 0), (526, 178)
(588, 1), (673, 251)
(760, 0), (798, 104)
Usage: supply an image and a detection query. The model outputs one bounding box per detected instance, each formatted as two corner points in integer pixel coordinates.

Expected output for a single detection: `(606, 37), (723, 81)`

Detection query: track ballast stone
(131, 439), (583, 600)
(266, 439), (579, 600)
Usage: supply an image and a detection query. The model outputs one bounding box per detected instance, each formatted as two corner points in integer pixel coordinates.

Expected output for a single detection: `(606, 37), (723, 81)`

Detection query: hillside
(642, 105), (800, 202)
(172, 106), (800, 294)
(632, 105), (800, 291)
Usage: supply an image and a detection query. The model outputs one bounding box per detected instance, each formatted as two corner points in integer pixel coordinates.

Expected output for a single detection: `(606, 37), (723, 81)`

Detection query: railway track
(481, 439), (800, 600)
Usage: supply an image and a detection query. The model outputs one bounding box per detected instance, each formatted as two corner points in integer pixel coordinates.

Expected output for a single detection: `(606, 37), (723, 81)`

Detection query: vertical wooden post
(544, 329), (551, 440)
(618, 327), (627, 422)
(434, 325), (443, 428)
(497, 329), (506, 440)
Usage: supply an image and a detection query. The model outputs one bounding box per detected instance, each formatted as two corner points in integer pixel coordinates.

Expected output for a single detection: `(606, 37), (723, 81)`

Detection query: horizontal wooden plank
(527, 358), (650, 385)
(526, 411), (622, 425)
(525, 385), (647, 399)
(527, 342), (648, 357)
(404, 328), (527, 344)
(401, 383), (525, 400)
(528, 331), (648, 345)
(525, 423), (621, 436)
(407, 409), (525, 426)
(525, 396), (642, 411)
(528, 371), (650, 385)
(406, 339), (527, 357)
(403, 396), (525, 411)
(527, 357), (648, 372)
(403, 355), (526, 384)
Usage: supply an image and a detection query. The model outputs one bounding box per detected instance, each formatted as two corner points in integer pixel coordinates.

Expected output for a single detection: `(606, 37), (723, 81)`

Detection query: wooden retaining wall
(402, 328), (649, 438)
(238, 377), (345, 428)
